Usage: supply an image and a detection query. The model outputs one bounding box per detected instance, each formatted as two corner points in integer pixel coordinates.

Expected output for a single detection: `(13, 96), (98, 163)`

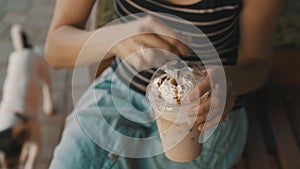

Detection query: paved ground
(0, 0), (90, 168)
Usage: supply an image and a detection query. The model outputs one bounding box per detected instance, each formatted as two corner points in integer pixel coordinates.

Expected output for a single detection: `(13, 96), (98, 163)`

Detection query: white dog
(0, 24), (54, 169)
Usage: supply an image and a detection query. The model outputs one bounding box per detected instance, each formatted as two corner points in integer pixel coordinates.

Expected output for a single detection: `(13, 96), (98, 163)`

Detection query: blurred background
(0, 0), (89, 168)
(0, 0), (299, 169)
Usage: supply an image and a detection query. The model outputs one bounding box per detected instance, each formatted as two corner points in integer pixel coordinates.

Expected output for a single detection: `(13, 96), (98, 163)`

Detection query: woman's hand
(189, 66), (237, 131)
(46, 1), (190, 69)
(109, 16), (191, 70)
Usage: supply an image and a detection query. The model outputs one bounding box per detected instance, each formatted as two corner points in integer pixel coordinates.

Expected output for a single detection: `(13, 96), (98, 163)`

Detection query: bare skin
(190, 0), (282, 131)
(45, 0), (282, 130)
(45, 0), (190, 69)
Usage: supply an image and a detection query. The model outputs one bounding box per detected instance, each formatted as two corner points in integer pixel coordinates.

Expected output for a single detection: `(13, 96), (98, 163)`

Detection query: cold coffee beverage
(147, 60), (204, 162)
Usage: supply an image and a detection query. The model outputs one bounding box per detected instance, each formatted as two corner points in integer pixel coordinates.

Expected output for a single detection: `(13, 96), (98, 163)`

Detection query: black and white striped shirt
(111, 0), (243, 107)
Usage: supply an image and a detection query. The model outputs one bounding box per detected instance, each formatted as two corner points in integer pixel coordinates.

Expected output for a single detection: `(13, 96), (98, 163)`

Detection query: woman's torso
(110, 0), (242, 95)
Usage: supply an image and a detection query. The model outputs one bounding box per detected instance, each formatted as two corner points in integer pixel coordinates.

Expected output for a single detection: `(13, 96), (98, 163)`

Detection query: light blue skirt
(50, 67), (248, 169)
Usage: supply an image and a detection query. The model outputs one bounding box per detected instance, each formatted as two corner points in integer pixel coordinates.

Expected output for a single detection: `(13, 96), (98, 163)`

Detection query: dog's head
(0, 125), (29, 169)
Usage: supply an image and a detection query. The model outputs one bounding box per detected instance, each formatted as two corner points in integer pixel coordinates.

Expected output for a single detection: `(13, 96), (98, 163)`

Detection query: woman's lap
(62, 67), (248, 169)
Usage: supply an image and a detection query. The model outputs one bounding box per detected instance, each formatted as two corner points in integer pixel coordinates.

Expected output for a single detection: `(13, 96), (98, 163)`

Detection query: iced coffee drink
(147, 60), (204, 162)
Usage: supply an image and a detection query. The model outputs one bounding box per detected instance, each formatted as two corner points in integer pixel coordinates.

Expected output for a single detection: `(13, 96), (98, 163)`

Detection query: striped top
(111, 0), (243, 99)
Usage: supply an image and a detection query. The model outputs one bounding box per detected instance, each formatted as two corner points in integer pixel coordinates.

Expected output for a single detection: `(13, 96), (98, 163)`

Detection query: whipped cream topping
(151, 74), (195, 104)
(147, 60), (205, 106)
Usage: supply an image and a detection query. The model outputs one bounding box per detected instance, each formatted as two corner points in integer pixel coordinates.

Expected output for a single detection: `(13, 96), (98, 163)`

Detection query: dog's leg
(0, 151), (7, 169)
(41, 81), (54, 116)
(38, 59), (54, 116)
(19, 120), (41, 169)
(23, 143), (38, 169)
(19, 142), (29, 164)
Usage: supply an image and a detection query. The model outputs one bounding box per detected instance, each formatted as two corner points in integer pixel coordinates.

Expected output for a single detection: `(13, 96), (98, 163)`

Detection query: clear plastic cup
(146, 60), (205, 162)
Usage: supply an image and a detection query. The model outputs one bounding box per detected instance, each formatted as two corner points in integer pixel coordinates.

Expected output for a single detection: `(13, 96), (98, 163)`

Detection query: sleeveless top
(110, 0), (244, 107)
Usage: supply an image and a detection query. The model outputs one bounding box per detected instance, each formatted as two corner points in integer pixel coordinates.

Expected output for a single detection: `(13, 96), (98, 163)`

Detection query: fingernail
(198, 123), (204, 131)
(198, 126), (202, 131)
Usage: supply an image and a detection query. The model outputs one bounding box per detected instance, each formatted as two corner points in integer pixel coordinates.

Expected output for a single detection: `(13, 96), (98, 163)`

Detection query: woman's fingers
(121, 34), (189, 69)
(196, 93), (235, 131)
(198, 112), (224, 131)
(195, 107), (220, 127)
(141, 49), (177, 68)
(187, 96), (218, 127)
(187, 66), (234, 131)
(129, 53), (150, 70)
(187, 96), (210, 125)
(144, 16), (190, 56)
(197, 96), (211, 115)
(189, 77), (211, 102)
(198, 77), (211, 96)
(134, 34), (181, 58)
(143, 15), (176, 39)
(156, 35), (190, 56)
(197, 106), (228, 131)
(190, 83), (227, 130)
(112, 15), (192, 70)
(115, 15), (192, 70)
(123, 42), (151, 70)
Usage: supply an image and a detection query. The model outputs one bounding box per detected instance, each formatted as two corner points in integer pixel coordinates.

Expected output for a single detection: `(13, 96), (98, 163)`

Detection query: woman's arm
(225, 0), (282, 96)
(192, 0), (282, 130)
(45, 0), (96, 68)
(45, 0), (190, 69)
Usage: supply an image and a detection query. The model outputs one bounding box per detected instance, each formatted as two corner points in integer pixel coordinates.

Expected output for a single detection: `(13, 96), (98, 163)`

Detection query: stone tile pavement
(0, 0), (91, 168)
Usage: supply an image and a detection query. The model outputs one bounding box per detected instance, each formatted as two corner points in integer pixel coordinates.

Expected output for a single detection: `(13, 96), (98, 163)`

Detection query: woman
(45, 0), (281, 168)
